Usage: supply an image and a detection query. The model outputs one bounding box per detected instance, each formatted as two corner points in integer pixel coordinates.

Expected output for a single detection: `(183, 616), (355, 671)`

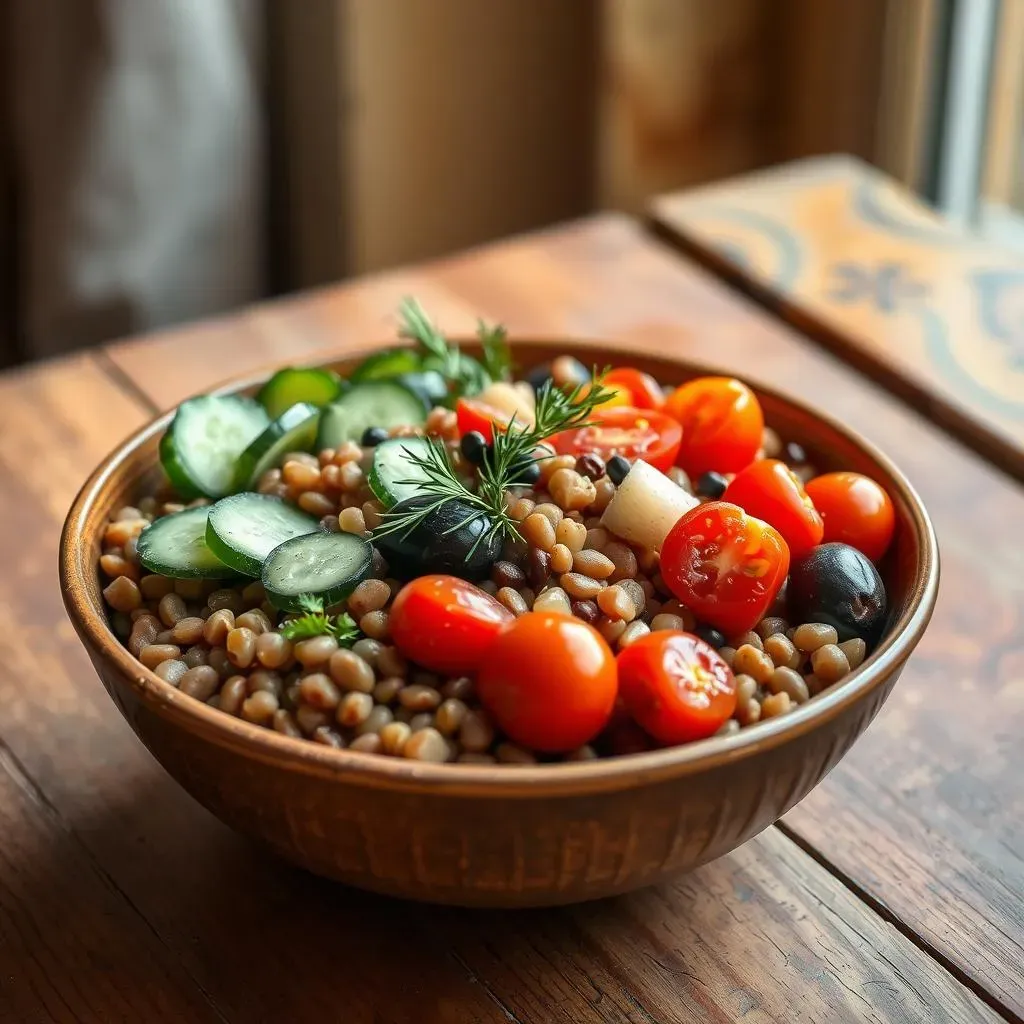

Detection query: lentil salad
(99, 300), (892, 764)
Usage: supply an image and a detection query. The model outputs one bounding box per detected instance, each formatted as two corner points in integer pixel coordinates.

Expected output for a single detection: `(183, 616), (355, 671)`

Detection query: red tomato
(549, 407), (682, 473)
(455, 397), (512, 443)
(660, 501), (790, 636)
(603, 368), (665, 410)
(618, 632), (737, 745)
(723, 459), (824, 555)
(664, 376), (764, 477)
(805, 472), (895, 562)
(476, 612), (618, 752)
(389, 575), (512, 675)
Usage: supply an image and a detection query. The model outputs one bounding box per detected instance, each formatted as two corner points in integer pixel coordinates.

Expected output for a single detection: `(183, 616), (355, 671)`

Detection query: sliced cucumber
(136, 507), (235, 579)
(206, 493), (320, 576)
(256, 367), (343, 420)
(160, 396), (270, 499)
(262, 531), (373, 611)
(351, 348), (422, 382)
(368, 437), (438, 508)
(396, 370), (448, 409)
(232, 402), (320, 491)
(316, 381), (426, 449)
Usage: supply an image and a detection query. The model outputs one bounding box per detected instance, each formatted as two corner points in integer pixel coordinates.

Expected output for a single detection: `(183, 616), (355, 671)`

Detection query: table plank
(648, 155), (1024, 480)
(104, 214), (1024, 1015)
(0, 294), (998, 1020)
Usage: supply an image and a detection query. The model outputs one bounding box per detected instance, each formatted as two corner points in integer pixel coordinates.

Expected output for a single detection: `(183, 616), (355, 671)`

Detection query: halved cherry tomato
(723, 458), (823, 555)
(389, 575), (512, 675)
(476, 611), (618, 752)
(618, 631), (737, 745)
(660, 501), (790, 637)
(664, 376), (763, 477)
(805, 472), (895, 562)
(603, 368), (665, 410)
(549, 407), (682, 473)
(455, 397), (518, 443)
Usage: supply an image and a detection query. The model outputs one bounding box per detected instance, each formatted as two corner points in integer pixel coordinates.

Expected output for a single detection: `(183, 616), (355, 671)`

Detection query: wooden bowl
(60, 341), (938, 907)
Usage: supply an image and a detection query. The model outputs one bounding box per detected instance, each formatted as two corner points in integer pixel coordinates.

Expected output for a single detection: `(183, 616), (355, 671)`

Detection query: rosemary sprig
(398, 298), (508, 397)
(371, 370), (619, 552)
(279, 595), (361, 644)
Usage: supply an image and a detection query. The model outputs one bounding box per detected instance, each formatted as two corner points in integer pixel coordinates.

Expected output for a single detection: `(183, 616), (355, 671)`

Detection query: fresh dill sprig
(397, 298), (508, 397)
(279, 595), (361, 644)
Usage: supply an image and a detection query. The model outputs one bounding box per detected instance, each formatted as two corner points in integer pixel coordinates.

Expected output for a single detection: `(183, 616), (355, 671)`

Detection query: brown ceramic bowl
(60, 341), (938, 907)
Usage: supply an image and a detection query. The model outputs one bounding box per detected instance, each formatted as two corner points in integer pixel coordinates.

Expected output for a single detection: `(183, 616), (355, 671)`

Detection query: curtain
(3, 0), (264, 363)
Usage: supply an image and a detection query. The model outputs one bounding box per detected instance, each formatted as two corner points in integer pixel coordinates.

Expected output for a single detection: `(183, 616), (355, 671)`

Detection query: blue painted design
(688, 205), (803, 291)
(917, 307), (1024, 419)
(970, 269), (1024, 371)
(852, 177), (955, 245)
(826, 261), (930, 313)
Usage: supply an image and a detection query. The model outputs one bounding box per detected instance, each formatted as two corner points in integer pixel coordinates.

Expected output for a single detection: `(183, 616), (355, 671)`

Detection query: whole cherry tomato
(476, 611), (618, 752)
(660, 501), (790, 637)
(389, 575), (512, 675)
(805, 472), (895, 562)
(602, 368), (665, 410)
(549, 407), (682, 473)
(723, 458), (824, 555)
(664, 376), (763, 477)
(618, 631), (737, 745)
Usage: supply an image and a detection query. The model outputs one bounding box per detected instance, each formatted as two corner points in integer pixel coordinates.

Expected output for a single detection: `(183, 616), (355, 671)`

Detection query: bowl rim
(60, 339), (940, 797)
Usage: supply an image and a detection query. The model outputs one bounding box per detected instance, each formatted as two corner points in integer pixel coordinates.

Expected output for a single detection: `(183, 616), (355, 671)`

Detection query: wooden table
(3, 166), (1022, 1022)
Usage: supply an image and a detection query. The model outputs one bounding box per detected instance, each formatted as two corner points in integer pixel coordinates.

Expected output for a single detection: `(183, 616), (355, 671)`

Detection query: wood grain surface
(649, 155), (1024, 481)
(1, 217), (1017, 1021)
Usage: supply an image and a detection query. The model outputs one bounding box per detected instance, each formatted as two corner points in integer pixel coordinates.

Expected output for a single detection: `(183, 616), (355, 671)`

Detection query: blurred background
(1, 0), (1021, 365)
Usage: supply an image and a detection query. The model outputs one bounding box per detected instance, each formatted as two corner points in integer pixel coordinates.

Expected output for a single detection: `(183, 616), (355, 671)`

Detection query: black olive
(785, 441), (807, 464)
(460, 431), (489, 466)
(361, 426), (390, 447)
(606, 454), (631, 485)
(525, 363), (554, 394)
(787, 543), (887, 642)
(697, 471), (728, 499)
(696, 626), (726, 649)
(509, 460), (541, 485)
(373, 495), (501, 581)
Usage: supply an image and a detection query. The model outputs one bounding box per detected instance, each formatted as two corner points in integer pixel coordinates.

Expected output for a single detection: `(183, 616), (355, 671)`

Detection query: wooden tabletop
(4, 198), (1022, 1022)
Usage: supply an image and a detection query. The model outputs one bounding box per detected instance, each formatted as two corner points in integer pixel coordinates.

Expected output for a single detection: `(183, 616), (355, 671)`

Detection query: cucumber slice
(316, 381), (426, 449)
(351, 348), (422, 382)
(262, 531), (373, 611)
(160, 396), (270, 499)
(396, 370), (448, 409)
(368, 437), (438, 508)
(256, 367), (343, 420)
(233, 402), (320, 491)
(136, 507), (235, 579)
(206, 493), (320, 576)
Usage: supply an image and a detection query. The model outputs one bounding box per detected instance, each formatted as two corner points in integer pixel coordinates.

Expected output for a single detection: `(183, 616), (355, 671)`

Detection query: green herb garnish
(372, 368), (618, 554)
(398, 298), (508, 398)
(279, 595), (361, 644)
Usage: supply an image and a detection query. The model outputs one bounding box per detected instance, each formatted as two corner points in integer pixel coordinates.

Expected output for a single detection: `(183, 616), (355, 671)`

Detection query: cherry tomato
(456, 397), (515, 443)
(549, 407), (682, 473)
(476, 612), (618, 752)
(664, 376), (763, 477)
(603, 368), (665, 410)
(660, 501), (790, 636)
(618, 631), (737, 745)
(805, 472), (895, 562)
(723, 458), (823, 555)
(389, 575), (512, 675)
